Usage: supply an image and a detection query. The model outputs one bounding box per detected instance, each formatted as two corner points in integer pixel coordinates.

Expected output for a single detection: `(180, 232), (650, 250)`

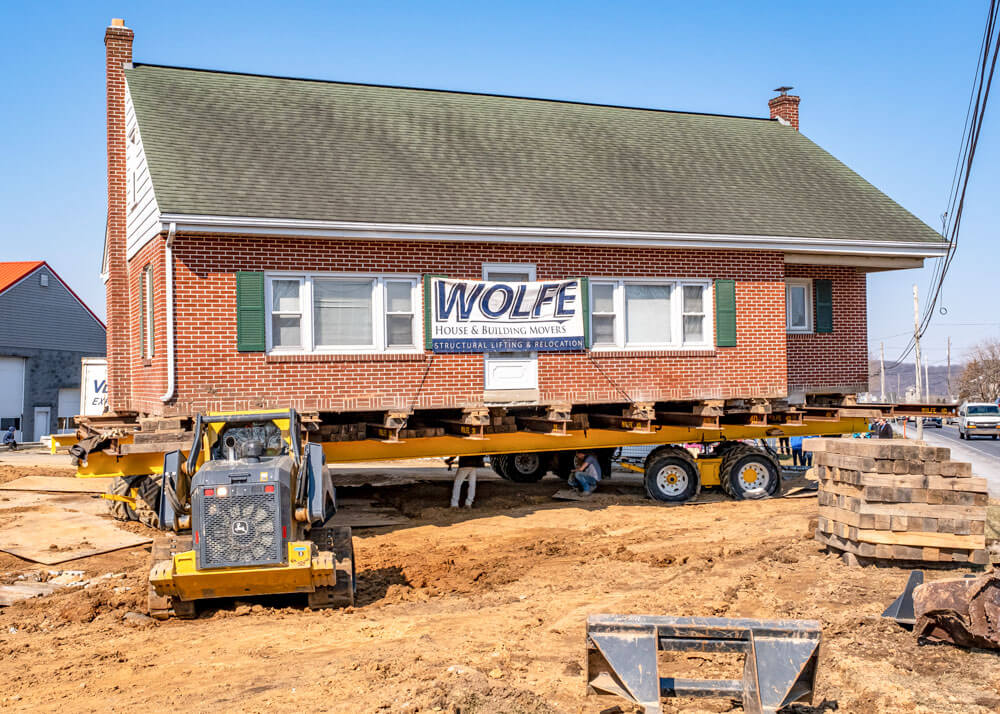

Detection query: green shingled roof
(125, 63), (942, 244)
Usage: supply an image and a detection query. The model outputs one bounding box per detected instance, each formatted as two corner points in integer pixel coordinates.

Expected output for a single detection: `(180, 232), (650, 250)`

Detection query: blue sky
(1, 1), (996, 367)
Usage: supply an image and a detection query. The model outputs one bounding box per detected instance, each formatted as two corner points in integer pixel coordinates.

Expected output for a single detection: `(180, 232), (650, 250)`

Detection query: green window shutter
(715, 279), (737, 347)
(236, 271), (266, 352)
(815, 279), (833, 333)
(423, 274), (433, 350)
(580, 277), (591, 349)
(422, 274), (447, 351)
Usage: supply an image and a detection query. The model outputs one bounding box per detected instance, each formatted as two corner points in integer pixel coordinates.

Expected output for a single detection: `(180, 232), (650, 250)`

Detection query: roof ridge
(129, 62), (775, 123)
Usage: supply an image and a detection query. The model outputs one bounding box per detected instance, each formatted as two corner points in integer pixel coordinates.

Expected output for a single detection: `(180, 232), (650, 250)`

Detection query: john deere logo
(232, 520), (249, 536)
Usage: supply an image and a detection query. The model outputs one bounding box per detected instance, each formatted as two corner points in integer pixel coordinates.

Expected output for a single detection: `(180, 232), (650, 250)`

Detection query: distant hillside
(868, 361), (959, 401)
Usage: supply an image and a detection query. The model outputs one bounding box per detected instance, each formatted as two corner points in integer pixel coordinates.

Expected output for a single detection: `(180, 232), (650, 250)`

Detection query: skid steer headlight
(217, 485), (229, 497)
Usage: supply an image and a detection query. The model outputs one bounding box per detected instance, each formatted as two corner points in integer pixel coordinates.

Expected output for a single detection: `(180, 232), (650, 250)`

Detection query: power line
(887, 0), (1000, 370)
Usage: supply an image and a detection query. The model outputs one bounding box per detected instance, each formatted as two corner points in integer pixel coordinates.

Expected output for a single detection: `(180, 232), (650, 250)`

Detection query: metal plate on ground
(0, 492), (152, 564)
(0, 476), (115, 494)
(0, 581), (63, 606)
(552, 489), (591, 501)
(324, 499), (410, 528)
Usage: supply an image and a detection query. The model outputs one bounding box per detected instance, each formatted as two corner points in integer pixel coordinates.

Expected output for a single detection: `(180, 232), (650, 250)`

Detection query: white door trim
(482, 263), (539, 395)
(33, 406), (51, 442)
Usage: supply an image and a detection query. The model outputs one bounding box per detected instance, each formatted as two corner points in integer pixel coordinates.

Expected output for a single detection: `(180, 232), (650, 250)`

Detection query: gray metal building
(0, 262), (106, 442)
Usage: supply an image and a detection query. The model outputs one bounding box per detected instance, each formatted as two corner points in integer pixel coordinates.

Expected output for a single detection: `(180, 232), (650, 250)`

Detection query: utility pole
(947, 336), (952, 398)
(880, 342), (886, 401)
(914, 284), (923, 440)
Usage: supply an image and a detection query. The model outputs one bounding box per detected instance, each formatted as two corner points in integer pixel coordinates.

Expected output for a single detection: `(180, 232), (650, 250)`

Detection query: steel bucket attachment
(586, 614), (821, 714)
(882, 570), (924, 627)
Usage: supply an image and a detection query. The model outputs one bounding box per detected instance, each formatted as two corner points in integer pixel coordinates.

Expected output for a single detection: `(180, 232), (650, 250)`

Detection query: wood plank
(0, 476), (115, 494)
(854, 473), (987, 492)
(855, 529), (985, 550)
(119, 440), (190, 454)
(819, 491), (985, 520)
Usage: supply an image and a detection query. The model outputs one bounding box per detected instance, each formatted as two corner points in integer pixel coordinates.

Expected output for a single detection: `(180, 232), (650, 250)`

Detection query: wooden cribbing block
(813, 438), (987, 567)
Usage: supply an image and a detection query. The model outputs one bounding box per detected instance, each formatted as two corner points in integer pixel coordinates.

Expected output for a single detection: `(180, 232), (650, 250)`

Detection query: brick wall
(768, 94), (801, 130)
(128, 237), (167, 413)
(785, 264), (868, 394)
(127, 235), (799, 415)
(104, 22), (133, 412)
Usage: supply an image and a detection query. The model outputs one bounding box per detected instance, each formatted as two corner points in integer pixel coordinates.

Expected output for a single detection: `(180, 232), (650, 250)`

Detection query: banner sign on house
(427, 277), (587, 353)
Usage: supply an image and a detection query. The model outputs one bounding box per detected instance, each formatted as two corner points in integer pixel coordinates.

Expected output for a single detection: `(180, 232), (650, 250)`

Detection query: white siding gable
(125, 79), (162, 258)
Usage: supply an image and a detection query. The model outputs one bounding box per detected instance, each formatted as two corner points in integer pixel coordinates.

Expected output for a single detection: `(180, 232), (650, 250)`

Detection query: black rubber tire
(707, 440), (742, 460)
(553, 451), (576, 481)
(490, 456), (511, 481)
(491, 452), (550, 483)
(720, 444), (781, 500)
(106, 477), (138, 521)
(643, 447), (700, 502)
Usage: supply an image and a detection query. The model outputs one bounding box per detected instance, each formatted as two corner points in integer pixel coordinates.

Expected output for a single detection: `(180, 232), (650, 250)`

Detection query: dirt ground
(0, 458), (998, 713)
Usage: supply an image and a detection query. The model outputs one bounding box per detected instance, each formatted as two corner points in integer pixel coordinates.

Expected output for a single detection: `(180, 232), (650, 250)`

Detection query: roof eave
(157, 213), (951, 260)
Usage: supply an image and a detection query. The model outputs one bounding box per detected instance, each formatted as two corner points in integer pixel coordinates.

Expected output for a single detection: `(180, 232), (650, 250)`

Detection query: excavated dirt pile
(1, 473), (999, 713)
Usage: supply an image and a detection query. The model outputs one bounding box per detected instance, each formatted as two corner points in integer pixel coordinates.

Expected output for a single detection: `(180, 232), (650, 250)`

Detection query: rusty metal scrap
(913, 571), (1000, 649)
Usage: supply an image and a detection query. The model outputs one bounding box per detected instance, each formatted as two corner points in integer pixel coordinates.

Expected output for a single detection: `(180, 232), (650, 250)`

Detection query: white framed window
(590, 282), (617, 346)
(384, 279), (416, 348)
(265, 273), (420, 354)
(141, 264), (154, 359)
(785, 279), (812, 333)
(589, 279), (712, 350)
(270, 277), (304, 350)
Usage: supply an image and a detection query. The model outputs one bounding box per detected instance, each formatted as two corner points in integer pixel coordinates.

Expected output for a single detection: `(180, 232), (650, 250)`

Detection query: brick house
(103, 19), (946, 421)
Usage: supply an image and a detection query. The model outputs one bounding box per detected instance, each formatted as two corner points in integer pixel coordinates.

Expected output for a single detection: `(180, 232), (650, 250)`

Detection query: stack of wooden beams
(120, 417), (194, 455)
(807, 438), (989, 566)
(317, 423), (369, 442)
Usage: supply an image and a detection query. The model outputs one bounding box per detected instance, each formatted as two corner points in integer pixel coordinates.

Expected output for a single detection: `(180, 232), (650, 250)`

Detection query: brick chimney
(105, 18), (133, 413)
(768, 86), (800, 130)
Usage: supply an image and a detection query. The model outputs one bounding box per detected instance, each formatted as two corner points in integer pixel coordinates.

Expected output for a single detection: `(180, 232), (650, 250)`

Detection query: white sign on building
(427, 277), (586, 353)
(80, 358), (108, 416)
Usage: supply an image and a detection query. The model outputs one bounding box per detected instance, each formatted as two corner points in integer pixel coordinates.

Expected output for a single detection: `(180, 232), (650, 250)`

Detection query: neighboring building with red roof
(0, 261), (106, 441)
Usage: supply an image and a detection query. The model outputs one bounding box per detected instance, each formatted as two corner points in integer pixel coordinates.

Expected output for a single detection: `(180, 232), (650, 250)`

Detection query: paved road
(899, 421), (1000, 497)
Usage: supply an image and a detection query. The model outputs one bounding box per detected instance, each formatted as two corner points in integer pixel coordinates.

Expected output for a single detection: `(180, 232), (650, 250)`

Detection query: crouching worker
(451, 454), (484, 508)
(3, 425), (17, 451)
(568, 451), (602, 496)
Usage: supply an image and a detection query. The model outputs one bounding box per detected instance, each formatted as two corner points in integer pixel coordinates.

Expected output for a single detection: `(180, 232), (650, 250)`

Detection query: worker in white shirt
(450, 454), (484, 508)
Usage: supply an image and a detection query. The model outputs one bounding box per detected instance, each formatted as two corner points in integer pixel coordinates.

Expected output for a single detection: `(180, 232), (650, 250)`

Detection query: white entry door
(0, 357), (25, 442)
(33, 407), (51, 442)
(483, 263), (538, 393)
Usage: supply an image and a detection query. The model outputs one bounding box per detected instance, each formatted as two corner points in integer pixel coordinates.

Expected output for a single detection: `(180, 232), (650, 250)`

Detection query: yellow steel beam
(67, 417), (869, 478)
(319, 417), (870, 463)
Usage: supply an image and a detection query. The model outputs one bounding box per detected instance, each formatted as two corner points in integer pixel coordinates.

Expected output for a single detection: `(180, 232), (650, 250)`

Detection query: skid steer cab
(148, 409), (355, 620)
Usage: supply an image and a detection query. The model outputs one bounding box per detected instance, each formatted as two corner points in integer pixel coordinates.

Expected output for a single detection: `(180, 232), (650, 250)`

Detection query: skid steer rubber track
(106, 476), (138, 522)
(307, 526), (356, 609)
(719, 443), (781, 500)
(132, 475), (161, 529)
(148, 533), (196, 620)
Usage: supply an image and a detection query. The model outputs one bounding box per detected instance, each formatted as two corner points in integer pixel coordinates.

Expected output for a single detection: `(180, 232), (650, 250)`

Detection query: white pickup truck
(957, 401), (1000, 440)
